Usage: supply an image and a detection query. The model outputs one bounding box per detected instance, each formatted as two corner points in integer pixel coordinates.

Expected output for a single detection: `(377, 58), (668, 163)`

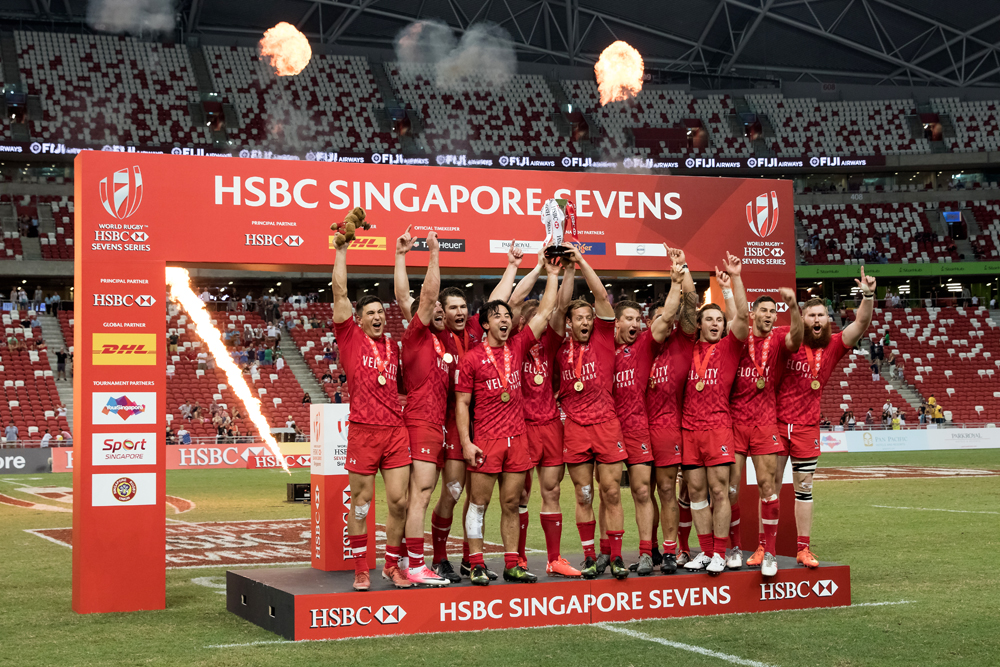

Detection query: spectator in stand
(887, 350), (898, 379)
(168, 332), (179, 354)
(50, 292), (61, 312)
(30, 314), (41, 329)
(7, 334), (21, 351)
(338, 371), (347, 385)
(932, 402), (945, 424)
(898, 413), (906, 427)
(883, 289), (893, 308)
(321, 372), (333, 384)
(18, 287), (29, 308)
(285, 415), (296, 433)
(200, 288), (212, 303)
(871, 359), (881, 381)
(178, 401), (192, 419)
(847, 411), (856, 430)
(191, 402), (203, 422)
(882, 400), (892, 425)
(918, 406), (927, 425)
(991, 296), (997, 309)
(891, 414), (901, 430)
(839, 410), (850, 428)
(56, 404), (67, 419)
(35, 339), (47, 352)
(264, 347), (274, 366)
(302, 392), (312, 404)
(323, 343), (334, 360)
(266, 323), (280, 345)
(55, 347), (69, 380)
(895, 355), (905, 381)
(60, 429), (72, 444)
(166, 426), (177, 445)
(177, 427), (192, 444)
(238, 347), (249, 367)
(9, 286), (17, 305)
(820, 415), (832, 428)
(196, 349), (208, 370)
(5, 421), (18, 445)
(865, 408), (875, 426)
(275, 351), (285, 371)
(33, 286), (43, 309)
(40, 429), (53, 447)
(333, 388), (343, 404)
(295, 424), (307, 442)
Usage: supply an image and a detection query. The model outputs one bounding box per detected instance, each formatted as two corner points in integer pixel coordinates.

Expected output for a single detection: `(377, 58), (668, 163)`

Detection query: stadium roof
(4, 0), (1000, 87)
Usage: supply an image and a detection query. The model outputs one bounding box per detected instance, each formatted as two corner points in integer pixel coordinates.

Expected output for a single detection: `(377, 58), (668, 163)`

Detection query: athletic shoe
(796, 548), (819, 569)
(381, 564), (413, 588)
(460, 560), (472, 577)
(470, 565), (490, 586)
(628, 561), (639, 572)
(579, 557), (598, 579)
(660, 553), (678, 574)
(485, 565), (499, 580)
(676, 551), (692, 567)
(594, 553), (611, 576)
(683, 552), (712, 570)
(761, 552), (778, 577)
(706, 553), (727, 574)
(517, 556), (529, 570)
(407, 565), (450, 587)
(434, 559), (461, 584)
(353, 570), (370, 591)
(725, 547), (743, 570)
(546, 557), (582, 578)
(747, 545), (766, 567)
(651, 544), (663, 566)
(635, 553), (654, 576)
(610, 556), (630, 580)
(503, 565), (538, 583)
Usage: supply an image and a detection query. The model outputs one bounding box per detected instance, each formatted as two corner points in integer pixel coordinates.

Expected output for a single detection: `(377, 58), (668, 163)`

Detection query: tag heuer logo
(812, 580), (837, 597)
(374, 605), (407, 624)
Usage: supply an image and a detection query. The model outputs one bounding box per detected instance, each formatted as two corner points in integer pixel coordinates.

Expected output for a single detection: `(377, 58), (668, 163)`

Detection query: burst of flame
(165, 268), (290, 474)
(595, 40), (644, 105)
(259, 22), (313, 76)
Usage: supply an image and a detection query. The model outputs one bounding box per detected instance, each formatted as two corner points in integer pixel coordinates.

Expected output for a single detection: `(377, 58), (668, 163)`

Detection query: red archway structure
(73, 151), (794, 613)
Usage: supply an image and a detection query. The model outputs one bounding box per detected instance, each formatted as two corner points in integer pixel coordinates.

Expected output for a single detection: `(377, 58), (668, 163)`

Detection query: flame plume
(259, 22), (312, 76)
(595, 41), (644, 105)
(165, 268), (290, 474)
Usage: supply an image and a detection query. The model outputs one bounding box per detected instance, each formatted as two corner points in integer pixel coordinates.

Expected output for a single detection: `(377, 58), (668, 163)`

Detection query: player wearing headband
(681, 252), (750, 575)
(456, 257), (563, 585)
(728, 289), (802, 577)
(775, 266), (875, 568)
(332, 231), (411, 592)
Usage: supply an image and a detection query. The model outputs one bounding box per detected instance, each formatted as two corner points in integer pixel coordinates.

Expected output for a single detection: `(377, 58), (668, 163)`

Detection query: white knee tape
(581, 484), (593, 503)
(729, 486), (738, 496)
(690, 499), (710, 511)
(447, 481), (463, 501)
(466, 503), (485, 540)
(354, 501), (370, 520)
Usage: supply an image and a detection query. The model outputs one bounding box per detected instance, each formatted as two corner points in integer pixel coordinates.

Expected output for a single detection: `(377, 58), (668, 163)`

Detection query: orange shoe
(381, 564), (414, 588)
(518, 556), (529, 570)
(747, 545), (766, 567)
(796, 548), (819, 569)
(546, 556), (583, 578)
(353, 570), (370, 591)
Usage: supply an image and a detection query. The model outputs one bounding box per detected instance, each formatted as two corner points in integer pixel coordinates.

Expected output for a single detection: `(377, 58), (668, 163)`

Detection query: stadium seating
(1, 310), (67, 440)
(965, 200), (1000, 259)
(15, 31), (208, 146)
(205, 48), (397, 153)
(931, 98), (1000, 153)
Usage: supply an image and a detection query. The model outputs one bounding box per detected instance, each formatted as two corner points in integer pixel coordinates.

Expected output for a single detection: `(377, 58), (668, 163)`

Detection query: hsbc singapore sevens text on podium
(310, 404), (375, 571)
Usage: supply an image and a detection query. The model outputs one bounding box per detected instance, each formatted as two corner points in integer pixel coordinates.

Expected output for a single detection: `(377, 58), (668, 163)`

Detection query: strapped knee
(354, 501), (370, 520)
(690, 499), (710, 511)
(446, 481), (463, 501)
(792, 457), (818, 475)
(465, 503), (485, 539)
(581, 484), (593, 503)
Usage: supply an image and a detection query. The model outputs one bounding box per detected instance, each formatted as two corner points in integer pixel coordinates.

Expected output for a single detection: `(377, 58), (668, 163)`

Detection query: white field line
(871, 504), (999, 515)
(23, 529), (74, 548)
(596, 623), (776, 667)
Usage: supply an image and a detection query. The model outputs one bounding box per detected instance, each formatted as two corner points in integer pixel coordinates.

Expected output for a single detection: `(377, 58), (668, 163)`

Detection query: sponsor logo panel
(91, 472), (157, 506)
(410, 237), (466, 252)
(92, 293), (156, 307)
(92, 433), (157, 466)
(615, 243), (667, 257)
(92, 392), (157, 425)
(244, 234), (303, 247)
(489, 239), (544, 254)
(92, 333), (157, 365)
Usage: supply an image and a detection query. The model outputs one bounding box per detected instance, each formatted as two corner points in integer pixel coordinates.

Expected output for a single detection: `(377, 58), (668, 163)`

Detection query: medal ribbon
(692, 342), (717, 385)
(432, 334), (449, 361)
(527, 343), (544, 377)
(568, 336), (585, 384)
(450, 329), (469, 359)
(365, 335), (391, 380)
(483, 343), (511, 396)
(804, 346), (823, 383)
(747, 331), (772, 384)
(565, 202), (578, 242)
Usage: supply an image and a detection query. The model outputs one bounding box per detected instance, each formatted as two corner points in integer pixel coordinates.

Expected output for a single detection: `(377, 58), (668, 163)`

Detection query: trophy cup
(541, 198), (578, 260)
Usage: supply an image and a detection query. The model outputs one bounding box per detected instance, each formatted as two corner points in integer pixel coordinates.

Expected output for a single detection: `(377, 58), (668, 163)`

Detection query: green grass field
(3, 450), (999, 666)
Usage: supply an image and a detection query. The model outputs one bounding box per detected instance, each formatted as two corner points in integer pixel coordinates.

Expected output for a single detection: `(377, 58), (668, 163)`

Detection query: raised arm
(414, 232), (440, 326)
(550, 258), (576, 336)
(565, 243), (613, 319)
(721, 251), (749, 341)
(331, 239), (353, 324)
(780, 287), (803, 353)
(527, 258), (561, 339)
(393, 225), (416, 322)
(842, 266), (876, 347)
(668, 245), (699, 335)
(509, 248), (545, 323)
(651, 259), (684, 343)
(488, 239), (524, 302)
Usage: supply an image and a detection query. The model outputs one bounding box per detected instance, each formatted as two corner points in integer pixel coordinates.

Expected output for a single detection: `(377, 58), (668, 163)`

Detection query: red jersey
(556, 316), (617, 425)
(333, 318), (403, 426)
(680, 331), (745, 430)
(613, 329), (657, 432)
(776, 333), (851, 426)
(455, 327), (538, 439)
(730, 326), (791, 426)
(520, 325), (563, 423)
(646, 329), (695, 429)
(401, 314), (451, 426)
(443, 319), (484, 430)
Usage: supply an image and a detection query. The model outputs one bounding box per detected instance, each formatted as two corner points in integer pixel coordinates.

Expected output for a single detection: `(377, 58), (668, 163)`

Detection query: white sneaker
(683, 552), (712, 570)
(761, 552), (778, 577)
(406, 564), (450, 587)
(725, 547), (743, 570)
(706, 553), (727, 574)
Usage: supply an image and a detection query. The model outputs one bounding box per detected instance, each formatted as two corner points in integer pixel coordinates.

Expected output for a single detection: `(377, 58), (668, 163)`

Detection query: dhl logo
(92, 333), (157, 366)
(329, 236), (387, 251)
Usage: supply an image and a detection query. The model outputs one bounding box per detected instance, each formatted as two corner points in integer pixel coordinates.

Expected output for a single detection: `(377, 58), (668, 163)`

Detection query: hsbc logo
(776, 301), (789, 313)
(100, 166), (143, 219)
(760, 579), (839, 600)
(244, 234), (304, 247)
(94, 230), (150, 243)
(309, 605), (406, 628)
(374, 605), (406, 624)
(812, 580), (838, 597)
(93, 294), (156, 307)
(747, 191), (779, 238)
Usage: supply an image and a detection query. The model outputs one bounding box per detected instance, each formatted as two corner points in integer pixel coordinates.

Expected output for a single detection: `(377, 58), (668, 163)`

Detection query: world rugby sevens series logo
(99, 166), (143, 219)
(746, 191), (779, 238)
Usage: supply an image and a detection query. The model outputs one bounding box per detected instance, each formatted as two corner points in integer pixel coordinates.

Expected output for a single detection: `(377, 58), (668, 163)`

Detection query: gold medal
(695, 380), (705, 392)
(534, 374), (544, 385)
(648, 377), (656, 390)
(501, 391), (511, 403)
(574, 380), (584, 392)
(378, 375), (387, 386)
(756, 377), (766, 390)
(811, 380), (821, 391)
(443, 352), (454, 364)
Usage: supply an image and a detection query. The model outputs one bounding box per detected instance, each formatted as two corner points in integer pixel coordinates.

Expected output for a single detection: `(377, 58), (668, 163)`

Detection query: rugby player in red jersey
(456, 257), (563, 585)
(681, 252), (750, 574)
(554, 244), (629, 580)
(612, 254), (684, 576)
(776, 266), (875, 568)
(331, 231), (411, 592)
(728, 289), (802, 577)
(645, 250), (692, 574)
(391, 227), (450, 587)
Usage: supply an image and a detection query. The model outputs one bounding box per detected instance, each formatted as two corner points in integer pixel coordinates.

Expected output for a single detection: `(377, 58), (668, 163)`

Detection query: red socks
(504, 551), (519, 569)
(678, 500), (692, 552)
(462, 540), (470, 562)
(729, 504), (741, 549)
(384, 543), (401, 569)
(599, 537), (611, 556)
(762, 496), (780, 555)
(517, 505), (529, 560)
(758, 532), (766, 549)
(714, 536), (728, 558)
(662, 539), (677, 555)
(349, 534), (368, 573)
(540, 512), (563, 563)
(639, 539), (652, 557)
(797, 535), (810, 552)
(431, 511), (451, 564)
(607, 530), (624, 560)
(406, 537), (425, 569)
(469, 551), (485, 568)
(697, 533), (713, 557)
(577, 520), (597, 559)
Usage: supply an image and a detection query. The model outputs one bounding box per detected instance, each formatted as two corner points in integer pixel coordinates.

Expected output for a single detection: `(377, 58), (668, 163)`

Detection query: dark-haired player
(554, 244), (629, 580)
(682, 253), (749, 574)
(776, 266), (875, 568)
(331, 231), (411, 592)
(729, 289), (802, 577)
(456, 257), (563, 585)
